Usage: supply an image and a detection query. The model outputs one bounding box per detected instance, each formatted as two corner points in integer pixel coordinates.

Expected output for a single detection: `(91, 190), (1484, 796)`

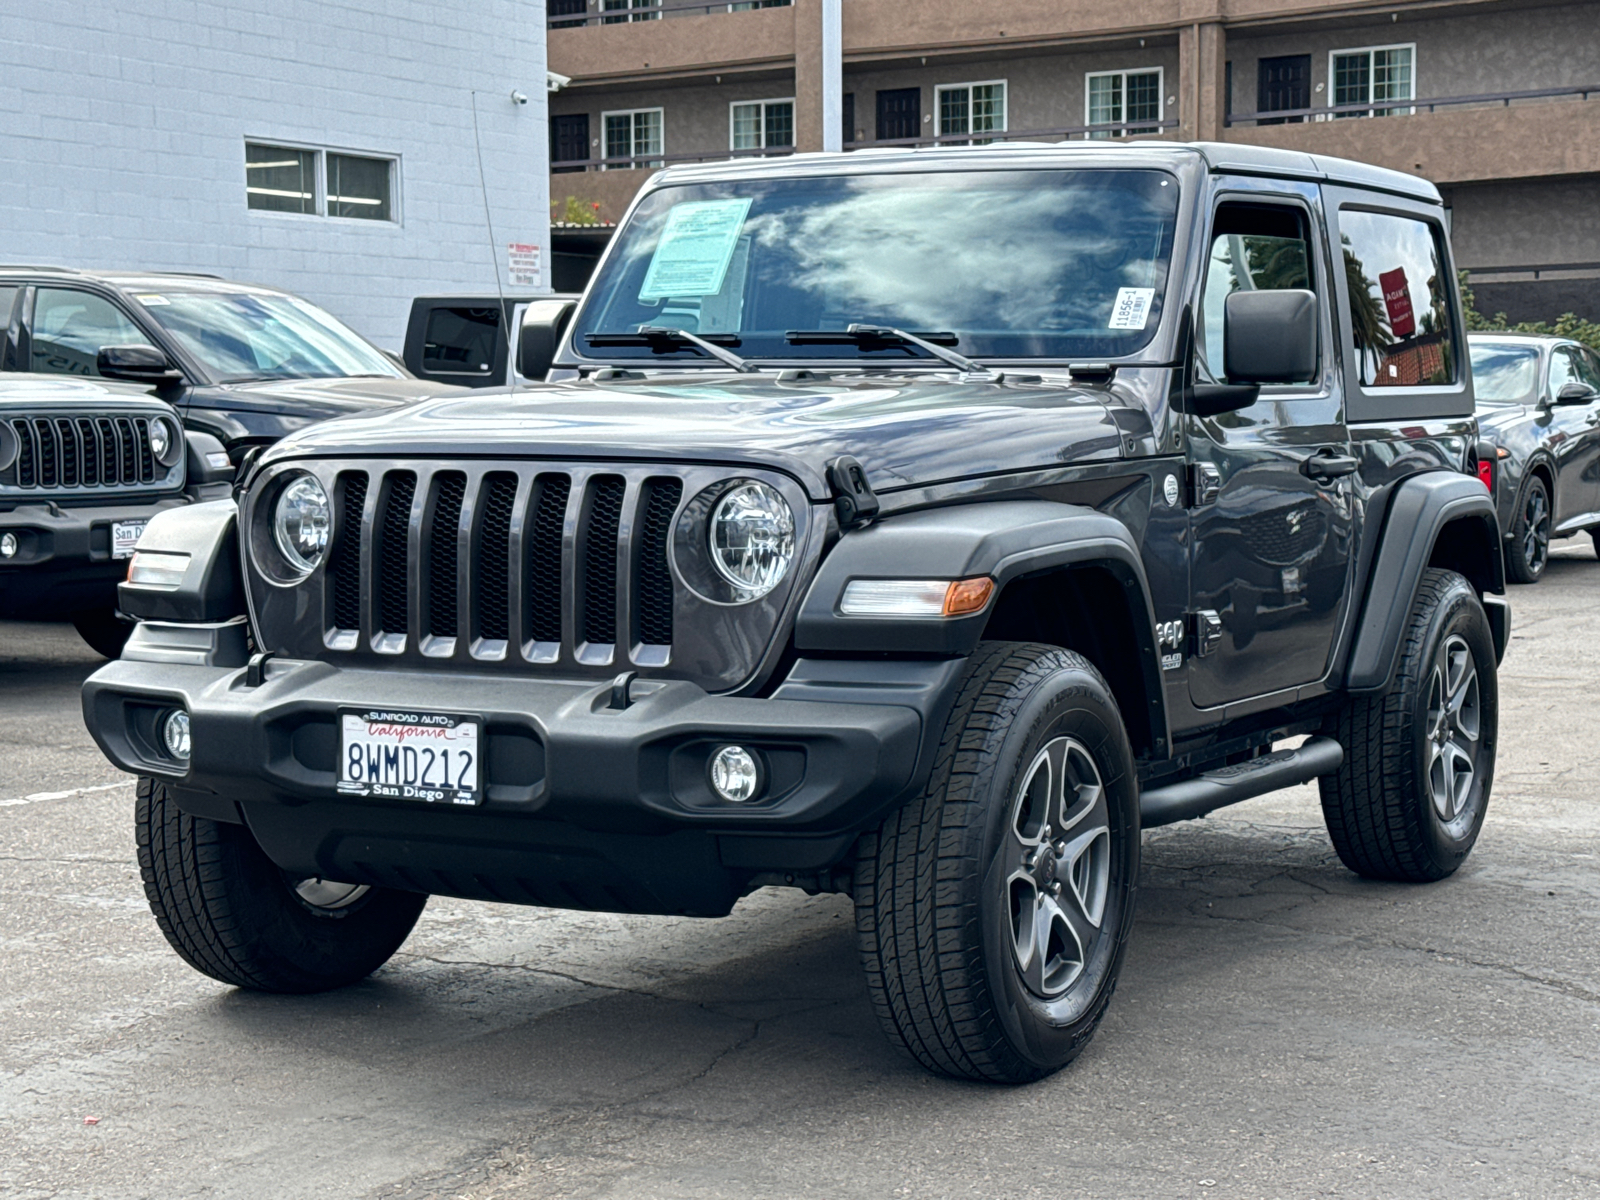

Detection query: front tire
(73, 608), (133, 658)
(1506, 475), (1550, 583)
(135, 777), (427, 992)
(854, 642), (1140, 1084)
(1320, 569), (1497, 882)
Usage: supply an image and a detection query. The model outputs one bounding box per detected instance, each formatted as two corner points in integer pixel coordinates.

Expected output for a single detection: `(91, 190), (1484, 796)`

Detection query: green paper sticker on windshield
(639, 198), (753, 301)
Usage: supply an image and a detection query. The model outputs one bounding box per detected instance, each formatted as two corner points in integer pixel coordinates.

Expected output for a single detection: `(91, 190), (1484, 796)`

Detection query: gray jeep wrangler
(82, 142), (1506, 1083)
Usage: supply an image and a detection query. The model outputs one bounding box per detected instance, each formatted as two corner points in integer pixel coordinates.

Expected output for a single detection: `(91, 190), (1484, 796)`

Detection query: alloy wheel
(1523, 486), (1550, 575)
(1424, 633), (1482, 833)
(1004, 737), (1112, 999)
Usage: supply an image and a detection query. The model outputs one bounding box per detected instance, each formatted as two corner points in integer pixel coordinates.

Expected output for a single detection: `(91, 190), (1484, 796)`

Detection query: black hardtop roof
(644, 140), (1442, 205)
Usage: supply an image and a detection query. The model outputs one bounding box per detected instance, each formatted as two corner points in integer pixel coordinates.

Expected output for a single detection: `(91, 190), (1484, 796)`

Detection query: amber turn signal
(943, 577), (996, 616)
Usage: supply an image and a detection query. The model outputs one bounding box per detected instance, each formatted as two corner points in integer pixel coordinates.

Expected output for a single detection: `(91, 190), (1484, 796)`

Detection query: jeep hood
(261, 372), (1136, 498)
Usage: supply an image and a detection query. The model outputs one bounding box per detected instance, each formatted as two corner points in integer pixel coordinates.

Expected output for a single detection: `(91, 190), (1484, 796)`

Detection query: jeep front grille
(247, 459), (812, 693)
(323, 464), (686, 664)
(5, 415), (157, 490)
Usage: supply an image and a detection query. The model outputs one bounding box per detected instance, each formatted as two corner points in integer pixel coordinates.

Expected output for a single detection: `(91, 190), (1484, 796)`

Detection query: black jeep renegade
(81, 143), (1507, 1084)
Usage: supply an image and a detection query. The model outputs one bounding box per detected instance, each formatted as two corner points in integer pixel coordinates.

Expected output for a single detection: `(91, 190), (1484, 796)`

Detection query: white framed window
(936, 80), (1007, 144)
(601, 0), (659, 22)
(729, 98), (794, 153)
(245, 141), (397, 222)
(602, 108), (663, 169)
(1329, 44), (1415, 117)
(1085, 68), (1163, 138)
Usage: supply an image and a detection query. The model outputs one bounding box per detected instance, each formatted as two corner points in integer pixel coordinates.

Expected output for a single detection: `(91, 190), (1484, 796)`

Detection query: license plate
(337, 709), (482, 806)
(111, 519), (147, 559)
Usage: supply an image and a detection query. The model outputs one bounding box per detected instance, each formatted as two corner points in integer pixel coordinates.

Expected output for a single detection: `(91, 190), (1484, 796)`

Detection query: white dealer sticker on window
(640, 198), (753, 300)
(1108, 287), (1156, 330)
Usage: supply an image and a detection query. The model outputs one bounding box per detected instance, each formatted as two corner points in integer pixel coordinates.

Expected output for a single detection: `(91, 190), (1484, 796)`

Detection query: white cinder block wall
(0, 0), (550, 349)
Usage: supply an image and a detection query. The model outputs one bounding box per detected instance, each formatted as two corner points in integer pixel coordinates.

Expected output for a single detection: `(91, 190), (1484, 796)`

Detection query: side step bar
(1140, 736), (1344, 828)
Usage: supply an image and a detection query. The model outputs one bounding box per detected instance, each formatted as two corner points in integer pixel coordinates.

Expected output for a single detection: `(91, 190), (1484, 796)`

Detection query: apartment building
(546, 0), (1599, 322)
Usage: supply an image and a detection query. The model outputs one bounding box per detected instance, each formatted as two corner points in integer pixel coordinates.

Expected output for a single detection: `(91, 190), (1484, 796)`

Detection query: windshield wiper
(785, 325), (998, 379)
(585, 327), (754, 372)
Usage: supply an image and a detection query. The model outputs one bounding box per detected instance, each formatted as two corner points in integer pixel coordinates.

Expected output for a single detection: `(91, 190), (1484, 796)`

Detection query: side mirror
(1555, 381), (1598, 405)
(97, 344), (183, 385)
(517, 300), (577, 381)
(1223, 289), (1318, 385)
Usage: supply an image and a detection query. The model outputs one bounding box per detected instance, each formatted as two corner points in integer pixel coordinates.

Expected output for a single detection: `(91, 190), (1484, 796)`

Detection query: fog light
(708, 745), (762, 803)
(162, 710), (191, 761)
(0, 532), (16, 559)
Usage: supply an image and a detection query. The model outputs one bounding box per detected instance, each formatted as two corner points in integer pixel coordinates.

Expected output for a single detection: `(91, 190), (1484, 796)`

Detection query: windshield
(573, 169), (1180, 364)
(135, 290), (401, 382)
(1470, 342), (1540, 403)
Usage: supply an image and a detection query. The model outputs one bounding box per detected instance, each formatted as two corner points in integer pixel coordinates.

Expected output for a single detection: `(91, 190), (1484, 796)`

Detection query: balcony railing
(549, 0), (789, 29)
(1227, 83), (1598, 127)
(550, 117), (1181, 172)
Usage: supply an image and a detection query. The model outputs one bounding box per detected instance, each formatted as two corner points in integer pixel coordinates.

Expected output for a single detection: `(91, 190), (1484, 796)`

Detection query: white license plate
(111, 519), (147, 559)
(337, 709), (482, 806)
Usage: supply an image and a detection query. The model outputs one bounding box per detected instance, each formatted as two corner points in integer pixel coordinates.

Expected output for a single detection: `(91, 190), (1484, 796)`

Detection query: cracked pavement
(3, 546), (1599, 1199)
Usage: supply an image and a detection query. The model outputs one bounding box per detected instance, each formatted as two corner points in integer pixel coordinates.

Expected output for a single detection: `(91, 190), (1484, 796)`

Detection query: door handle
(1301, 448), (1359, 481)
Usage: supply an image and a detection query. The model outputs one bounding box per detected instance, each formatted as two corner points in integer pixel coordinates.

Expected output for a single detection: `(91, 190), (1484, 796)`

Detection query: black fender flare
(794, 499), (1169, 752)
(1344, 471), (1504, 695)
(117, 499), (244, 623)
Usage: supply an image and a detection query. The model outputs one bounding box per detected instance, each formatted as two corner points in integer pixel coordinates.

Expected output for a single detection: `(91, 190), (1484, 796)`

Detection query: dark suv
(0, 268), (461, 460)
(81, 143), (1506, 1083)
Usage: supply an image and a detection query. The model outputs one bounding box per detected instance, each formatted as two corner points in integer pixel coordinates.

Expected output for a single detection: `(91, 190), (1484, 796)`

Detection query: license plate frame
(337, 708), (483, 806)
(111, 519), (147, 560)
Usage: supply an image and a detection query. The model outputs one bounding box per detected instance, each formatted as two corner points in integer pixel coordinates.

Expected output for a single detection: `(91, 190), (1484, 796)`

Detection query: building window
(601, 0), (658, 22)
(245, 144), (316, 214)
(245, 142), (396, 221)
(730, 99), (794, 153)
(728, 1), (790, 9)
(1330, 44), (1414, 117)
(603, 109), (663, 169)
(1086, 69), (1163, 138)
(936, 81), (1006, 144)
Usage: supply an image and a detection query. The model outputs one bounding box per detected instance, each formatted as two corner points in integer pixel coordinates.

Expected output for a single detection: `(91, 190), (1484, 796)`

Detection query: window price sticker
(1108, 287), (1156, 330)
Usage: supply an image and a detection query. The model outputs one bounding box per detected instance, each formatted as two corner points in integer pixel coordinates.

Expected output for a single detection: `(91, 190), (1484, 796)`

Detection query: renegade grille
(325, 464), (684, 661)
(4, 415), (158, 490)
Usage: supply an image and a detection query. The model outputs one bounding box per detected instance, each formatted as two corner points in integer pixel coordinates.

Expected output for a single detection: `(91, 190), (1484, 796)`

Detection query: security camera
(547, 70), (572, 92)
(511, 89), (529, 105)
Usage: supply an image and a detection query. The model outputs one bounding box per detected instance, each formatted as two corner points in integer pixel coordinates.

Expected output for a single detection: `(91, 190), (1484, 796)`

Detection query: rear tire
(135, 776), (427, 992)
(854, 642), (1140, 1083)
(1506, 475), (1550, 584)
(73, 608), (133, 659)
(1319, 569), (1497, 882)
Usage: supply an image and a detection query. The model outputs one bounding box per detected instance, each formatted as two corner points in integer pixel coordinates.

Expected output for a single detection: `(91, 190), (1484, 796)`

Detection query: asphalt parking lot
(3, 547), (1598, 1200)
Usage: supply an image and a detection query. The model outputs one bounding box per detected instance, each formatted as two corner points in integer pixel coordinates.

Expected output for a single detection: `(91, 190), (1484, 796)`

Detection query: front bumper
(82, 654), (944, 912)
(1, 497), (186, 618)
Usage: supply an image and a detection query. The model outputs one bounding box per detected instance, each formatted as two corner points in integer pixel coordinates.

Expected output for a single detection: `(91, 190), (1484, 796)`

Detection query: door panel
(1256, 55), (1310, 124)
(551, 114), (590, 174)
(1545, 346), (1600, 528)
(876, 88), (921, 142)
(1187, 197), (1354, 709)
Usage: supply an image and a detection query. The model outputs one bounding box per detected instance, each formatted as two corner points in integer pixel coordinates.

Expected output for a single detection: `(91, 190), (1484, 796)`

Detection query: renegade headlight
(148, 418), (181, 467)
(708, 481), (794, 601)
(272, 473), (331, 576)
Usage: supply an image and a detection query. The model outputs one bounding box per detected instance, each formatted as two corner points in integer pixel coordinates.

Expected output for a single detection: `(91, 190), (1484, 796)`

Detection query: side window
(1338, 209), (1456, 388)
(420, 306), (500, 378)
(1547, 347), (1580, 396)
(1572, 347), (1600, 392)
(1198, 202), (1314, 383)
(0, 286), (17, 369)
(30, 288), (152, 376)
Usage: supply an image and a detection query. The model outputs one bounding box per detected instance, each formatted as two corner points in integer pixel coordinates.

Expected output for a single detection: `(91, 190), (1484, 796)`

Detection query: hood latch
(827, 456), (880, 531)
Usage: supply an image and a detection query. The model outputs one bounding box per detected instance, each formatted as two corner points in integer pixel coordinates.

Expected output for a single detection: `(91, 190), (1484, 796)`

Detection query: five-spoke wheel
(1424, 633), (1482, 834)
(1509, 476), (1550, 583)
(1005, 737), (1111, 1001)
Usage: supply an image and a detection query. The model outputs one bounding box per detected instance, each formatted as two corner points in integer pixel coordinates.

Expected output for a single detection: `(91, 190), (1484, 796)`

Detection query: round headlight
(148, 418), (181, 467)
(272, 473), (331, 575)
(708, 481), (794, 600)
